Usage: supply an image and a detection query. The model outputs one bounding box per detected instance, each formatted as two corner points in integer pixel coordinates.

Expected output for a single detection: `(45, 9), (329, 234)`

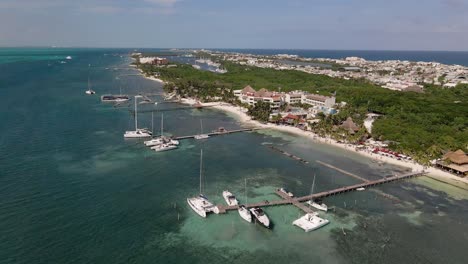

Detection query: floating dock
(216, 171), (426, 214)
(174, 128), (261, 140)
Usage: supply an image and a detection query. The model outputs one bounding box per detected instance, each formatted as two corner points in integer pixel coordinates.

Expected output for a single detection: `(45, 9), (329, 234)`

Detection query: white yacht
(293, 213), (329, 232)
(66, 56), (72, 60)
(187, 149), (219, 218)
(222, 191), (239, 206)
(124, 95), (152, 138)
(238, 205), (252, 223)
(144, 113), (179, 147)
(250, 207), (271, 228)
(152, 143), (177, 152)
(279, 187), (294, 197)
(194, 120), (210, 140)
(356, 187), (366, 191)
(306, 199), (328, 212)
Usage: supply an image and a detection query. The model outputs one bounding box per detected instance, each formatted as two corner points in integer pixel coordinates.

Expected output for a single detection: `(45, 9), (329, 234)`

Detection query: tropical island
(132, 51), (468, 182)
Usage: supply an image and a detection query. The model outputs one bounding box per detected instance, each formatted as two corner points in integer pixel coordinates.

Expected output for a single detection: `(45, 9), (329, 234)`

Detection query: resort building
(235, 86), (283, 110)
(302, 94), (336, 108)
(139, 57), (168, 65)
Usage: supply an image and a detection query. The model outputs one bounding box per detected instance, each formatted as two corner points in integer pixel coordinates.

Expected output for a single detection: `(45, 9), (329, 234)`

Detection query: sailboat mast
(245, 178), (247, 204)
(199, 149), (203, 194)
(200, 120), (203, 134)
(134, 96), (138, 130)
(161, 113), (164, 136)
(151, 112), (154, 135)
(311, 174), (316, 194)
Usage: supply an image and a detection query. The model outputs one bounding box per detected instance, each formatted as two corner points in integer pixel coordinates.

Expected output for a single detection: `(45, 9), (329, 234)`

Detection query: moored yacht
(306, 199), (328, 212)
(187, 150), (219, 217)
(222, 191), (239, 206)
(194, 120), (209, 140)
(292, 213), (329, 232)
(279, 187), (294, 197)
(152, 143), (177, 152)
(238, 205), (252, 223)
(124, 95), (152, 138)
(85, 64), (96, 95)
(250, 207), (271, 228)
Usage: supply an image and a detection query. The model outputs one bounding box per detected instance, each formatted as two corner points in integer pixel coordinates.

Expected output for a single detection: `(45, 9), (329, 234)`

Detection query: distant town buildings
(139, 57), (168, 65)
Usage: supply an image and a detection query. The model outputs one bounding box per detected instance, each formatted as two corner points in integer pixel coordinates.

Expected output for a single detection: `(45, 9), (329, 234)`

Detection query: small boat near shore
(293, 213), (329, 232)
(194, 120), (210, 140)
(250, 207), (271, 228)
(222, 191), (239, 206)
(356, 187), (366, 191)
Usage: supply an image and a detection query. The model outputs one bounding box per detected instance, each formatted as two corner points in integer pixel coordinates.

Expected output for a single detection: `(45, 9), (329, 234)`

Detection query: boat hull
(187, 198), (207, 218)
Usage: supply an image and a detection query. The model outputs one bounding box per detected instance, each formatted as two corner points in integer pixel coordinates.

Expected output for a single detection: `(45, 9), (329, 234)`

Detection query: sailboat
(124, 95), (152, 138)
(145, 113), (179, 147)
(194, 119), (209, 140)
(187, 149), (219, 217)
(85, 64), (96, 95)
(238, 178), (252, 223)
(306, 174), (328, 212)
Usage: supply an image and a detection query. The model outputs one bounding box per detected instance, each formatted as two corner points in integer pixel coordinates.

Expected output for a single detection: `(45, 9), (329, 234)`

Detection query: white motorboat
(145, 137), (165, 147)
(124, 95), (152, 138)
(238, 205), (252, 223)
(187, 150), (219, 217)
(293, 213), (329, 232)
(194, 120), (210, 140)
(152, 143), (177, 152)
(250, 207), (271, 228)
(279, 187), (294, 197)
(356, 187), (366, 191)
(306, 199), (328, 212)
(66, 56), (72, 60)
(222, 191), (239, 206)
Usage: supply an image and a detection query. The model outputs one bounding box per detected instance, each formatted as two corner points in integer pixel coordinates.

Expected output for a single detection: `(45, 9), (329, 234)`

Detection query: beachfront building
(302, 94), (336, 108)
(234, 86), (283, 110)
(139, 57), (169, 65)
(436, 149), (468, 177)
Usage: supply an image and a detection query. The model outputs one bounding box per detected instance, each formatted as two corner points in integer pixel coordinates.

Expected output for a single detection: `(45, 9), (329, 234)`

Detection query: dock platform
(216, 171), (426, 214)
(174, 128), (261, 140)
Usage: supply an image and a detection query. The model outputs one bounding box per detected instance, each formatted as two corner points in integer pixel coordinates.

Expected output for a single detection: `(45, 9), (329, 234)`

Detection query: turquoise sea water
(0, 48), (467, 264)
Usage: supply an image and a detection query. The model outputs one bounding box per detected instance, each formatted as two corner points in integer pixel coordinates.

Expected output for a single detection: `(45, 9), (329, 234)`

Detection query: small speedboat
(238, 205), (252, 223)
(222, 191), (239, 206)
(194, 134), (209, 140)
(250, 207), (271, 228)
(356, 187), (366, 191)
(85, 89), (96, 95)
(279, 187), (294, 197)
(306, 199), (328, 212)
(66, 56), (72, 60)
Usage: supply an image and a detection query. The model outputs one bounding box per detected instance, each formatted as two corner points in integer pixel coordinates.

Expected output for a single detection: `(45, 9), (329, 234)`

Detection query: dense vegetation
(139, 62), (468, 163)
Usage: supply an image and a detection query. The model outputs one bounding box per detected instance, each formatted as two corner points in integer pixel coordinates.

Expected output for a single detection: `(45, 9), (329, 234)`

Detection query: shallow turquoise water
(0, 48), (467, 264)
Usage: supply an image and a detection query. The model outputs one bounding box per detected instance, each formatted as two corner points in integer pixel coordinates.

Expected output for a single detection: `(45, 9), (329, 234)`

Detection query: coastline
(142, 73), (468, 190)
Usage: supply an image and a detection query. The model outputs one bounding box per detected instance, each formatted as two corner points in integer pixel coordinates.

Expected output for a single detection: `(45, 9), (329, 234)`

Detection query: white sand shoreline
(143, 75), (468, 189)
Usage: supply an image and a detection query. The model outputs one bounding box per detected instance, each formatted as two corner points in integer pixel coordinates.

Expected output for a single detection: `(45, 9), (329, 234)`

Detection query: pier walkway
(216, 171), (427, 214)
(174, 128), (261, 140)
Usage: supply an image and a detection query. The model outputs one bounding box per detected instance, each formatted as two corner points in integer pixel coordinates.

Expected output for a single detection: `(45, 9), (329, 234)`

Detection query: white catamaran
(187, 149), (219, 217)
(124, 95), (152, 138)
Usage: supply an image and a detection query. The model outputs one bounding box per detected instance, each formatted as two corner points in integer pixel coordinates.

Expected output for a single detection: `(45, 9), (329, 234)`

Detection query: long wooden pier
(316, 160), (370, 183)
(174, 128), (261, 140)
(216, 171), (427, 214)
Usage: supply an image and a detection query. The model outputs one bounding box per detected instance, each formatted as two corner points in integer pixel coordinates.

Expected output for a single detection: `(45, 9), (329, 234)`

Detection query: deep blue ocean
(0, 48), (467, 264)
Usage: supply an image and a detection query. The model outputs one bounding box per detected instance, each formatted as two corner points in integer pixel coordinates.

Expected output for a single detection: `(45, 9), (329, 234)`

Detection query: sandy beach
(144, 75), (468, 188)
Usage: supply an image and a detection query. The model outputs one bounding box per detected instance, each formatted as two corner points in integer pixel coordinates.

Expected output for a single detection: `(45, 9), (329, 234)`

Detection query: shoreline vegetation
(134, 56), (468, 189)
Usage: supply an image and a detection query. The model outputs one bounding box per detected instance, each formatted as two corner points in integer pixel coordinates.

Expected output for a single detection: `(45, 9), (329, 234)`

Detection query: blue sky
(0, 0), (467, 50)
